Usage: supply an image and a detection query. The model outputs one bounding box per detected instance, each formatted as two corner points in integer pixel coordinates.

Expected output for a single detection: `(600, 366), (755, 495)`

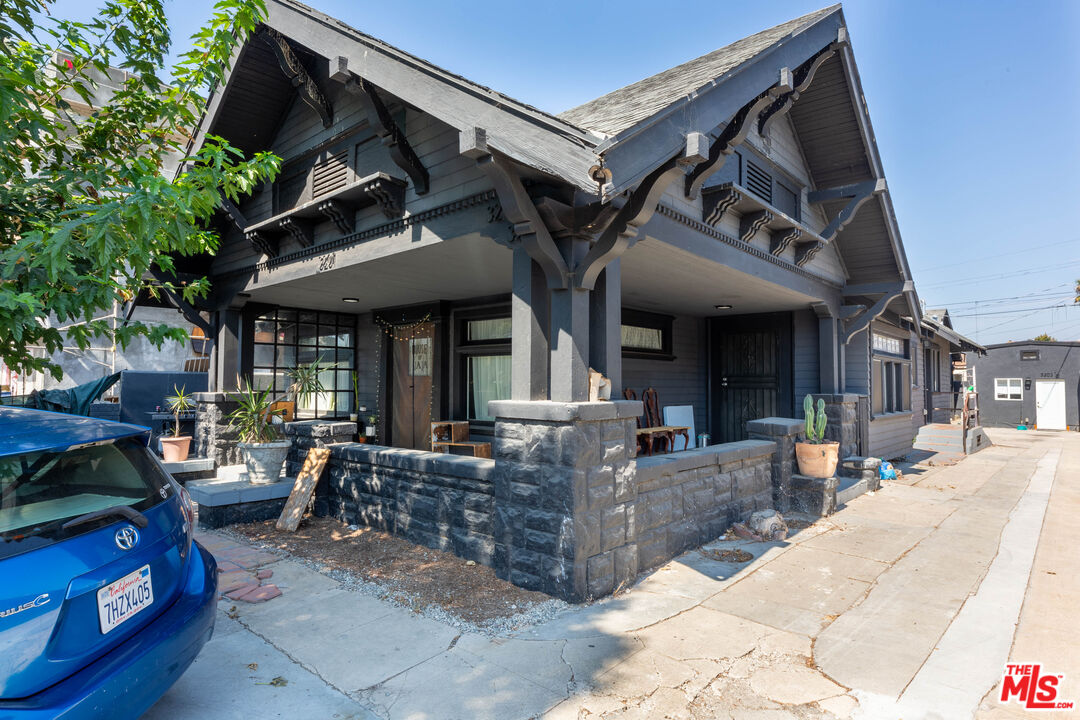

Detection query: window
(621, 309), (673, 359)
(774, 181), (800, 221)
(252, 309), (355, 418)
(995, 378), (1023, 401)
(871, 331), (911, 414)
(1021, 350), (1040, 361)
(456, 312), (511, 422)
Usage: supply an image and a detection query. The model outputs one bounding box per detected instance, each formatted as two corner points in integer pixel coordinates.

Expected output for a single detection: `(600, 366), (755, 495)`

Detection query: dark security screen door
(391, 322), (434, 449)
(709, 313), (793, 443)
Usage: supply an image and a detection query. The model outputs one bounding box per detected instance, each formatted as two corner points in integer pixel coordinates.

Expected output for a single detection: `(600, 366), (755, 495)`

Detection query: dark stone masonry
(192, 392), (243, 467)
(196, 400), (801, 602)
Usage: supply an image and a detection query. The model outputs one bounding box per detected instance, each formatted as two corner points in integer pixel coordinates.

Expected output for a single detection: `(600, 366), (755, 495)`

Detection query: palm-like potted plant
(160, 384), (195, 462)
(279, 355), (335, 418)
(794, 395), (840, 478)
(227, 380), (290, 484)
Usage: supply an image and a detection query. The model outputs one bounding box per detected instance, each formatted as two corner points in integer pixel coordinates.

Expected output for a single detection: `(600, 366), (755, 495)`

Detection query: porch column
(216, 308), (242, 392)
(589, 260), (622, 393)
(550, 237), (591, 402)
(511, 248), (549, 400)
(819, 316), (840, 394)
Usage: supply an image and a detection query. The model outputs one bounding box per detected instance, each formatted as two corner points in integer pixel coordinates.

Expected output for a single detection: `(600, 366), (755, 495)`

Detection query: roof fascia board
(183, 40), (249, 179)
(263, 1), (600, 193)
(597, 10), (844, 199)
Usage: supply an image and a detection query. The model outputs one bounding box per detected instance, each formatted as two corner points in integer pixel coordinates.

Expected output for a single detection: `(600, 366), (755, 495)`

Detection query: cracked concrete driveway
(142, 428), (1078, 719)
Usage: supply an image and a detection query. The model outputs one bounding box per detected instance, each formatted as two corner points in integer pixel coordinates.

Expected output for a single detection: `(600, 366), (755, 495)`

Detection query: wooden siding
(869, 411), (914, 460)
(844, 327), (869, 395)
(623, 315), (708, 436)
(793, 308), (819, 400)
(910, 329), (927, 432)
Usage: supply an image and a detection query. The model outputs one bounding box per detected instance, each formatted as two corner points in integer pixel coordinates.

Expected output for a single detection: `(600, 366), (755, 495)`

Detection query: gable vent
(312, 150), (349, 199)
(744, 160), (773, 204)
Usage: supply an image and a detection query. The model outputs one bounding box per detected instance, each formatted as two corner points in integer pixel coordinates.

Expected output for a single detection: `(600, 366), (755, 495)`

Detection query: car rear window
(0, 437), (171, 560)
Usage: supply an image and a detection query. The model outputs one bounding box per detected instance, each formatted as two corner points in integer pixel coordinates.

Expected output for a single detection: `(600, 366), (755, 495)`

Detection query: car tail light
(178, 484), (194, 550)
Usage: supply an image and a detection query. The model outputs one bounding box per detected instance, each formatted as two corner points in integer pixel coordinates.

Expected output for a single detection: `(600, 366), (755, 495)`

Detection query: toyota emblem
(115, 526), (139, 551)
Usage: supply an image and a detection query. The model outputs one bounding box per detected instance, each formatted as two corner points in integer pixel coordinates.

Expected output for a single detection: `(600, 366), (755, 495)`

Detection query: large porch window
(252, 309), (355, 418)
(456, 312), (510, 422)
(621, 309), (674, 360)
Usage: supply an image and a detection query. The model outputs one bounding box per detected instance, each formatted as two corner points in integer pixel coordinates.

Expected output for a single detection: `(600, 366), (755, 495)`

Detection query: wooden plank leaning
(275, 447), (331, 532)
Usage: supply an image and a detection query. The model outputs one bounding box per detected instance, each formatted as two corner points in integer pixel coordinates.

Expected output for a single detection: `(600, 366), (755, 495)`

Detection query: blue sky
(46, 0), (1080, 344)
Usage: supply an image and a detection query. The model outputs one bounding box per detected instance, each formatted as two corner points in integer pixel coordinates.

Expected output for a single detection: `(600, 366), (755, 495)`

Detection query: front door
(709, 313), (793, 443)
(1035, 379), (1066, 430)
(391, 321), (435, 449)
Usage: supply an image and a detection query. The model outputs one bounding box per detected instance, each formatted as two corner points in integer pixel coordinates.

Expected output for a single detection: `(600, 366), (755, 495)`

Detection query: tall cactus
(803, 395), (816, 441)
(815, 398), (828, 443)
(803, 395), (828, 443)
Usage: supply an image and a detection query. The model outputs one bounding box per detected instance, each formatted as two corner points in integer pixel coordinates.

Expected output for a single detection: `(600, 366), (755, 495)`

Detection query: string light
(370, 312), (436, 448)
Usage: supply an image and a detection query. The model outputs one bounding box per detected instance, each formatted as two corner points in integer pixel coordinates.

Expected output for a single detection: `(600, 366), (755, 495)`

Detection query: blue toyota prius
(0, 407), (217, 719)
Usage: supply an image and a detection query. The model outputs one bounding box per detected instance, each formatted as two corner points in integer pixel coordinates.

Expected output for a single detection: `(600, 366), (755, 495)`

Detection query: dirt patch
(227, 517), (553, 626)
(701, 548), (754, 563)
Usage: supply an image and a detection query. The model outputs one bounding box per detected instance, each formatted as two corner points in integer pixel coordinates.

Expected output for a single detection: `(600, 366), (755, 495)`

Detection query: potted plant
(349, 372), (359, 423)
(160, 384), (195, 462)
(365, 413), (378, 442)
(795, 395), (839, 478)
(226, 381), (291, 484)
(278, 355), (335, 419)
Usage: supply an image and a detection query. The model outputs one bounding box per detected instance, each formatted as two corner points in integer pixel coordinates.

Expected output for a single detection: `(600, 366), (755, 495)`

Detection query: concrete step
(836, 476), (869, 506)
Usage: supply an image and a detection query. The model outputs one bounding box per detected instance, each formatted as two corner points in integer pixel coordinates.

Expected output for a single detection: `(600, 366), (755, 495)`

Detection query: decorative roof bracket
(702, 186), (741, 226)
(840, 280), (913, 343)
(757, 27), (849, 136)
(276, 217), (314, 248)
(684, 68), (793, 200)
(809, 178), (886, 241)
(259, 28), (333, 129)
(317, 199), (354, 234)
(146, 267), (213, 335)
(245, 229), (279, 258)
(332, 56), (430, 195)
(739, 210), (773, 242)
(770, 226), (801, 256)
(794, 240), (825, 267)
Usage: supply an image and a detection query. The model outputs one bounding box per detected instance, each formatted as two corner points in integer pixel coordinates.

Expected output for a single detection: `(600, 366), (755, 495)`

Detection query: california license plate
(97, 565), (153, 634)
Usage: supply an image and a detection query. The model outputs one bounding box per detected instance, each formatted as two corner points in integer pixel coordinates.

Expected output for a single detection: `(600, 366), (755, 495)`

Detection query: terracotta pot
(160, 435), (192, 463)
(795, 441), (839, 478)
(237, 440), (290, 484)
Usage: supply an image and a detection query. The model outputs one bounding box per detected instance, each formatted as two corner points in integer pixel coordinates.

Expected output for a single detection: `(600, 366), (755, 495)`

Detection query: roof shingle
(558, 5), (839, 137)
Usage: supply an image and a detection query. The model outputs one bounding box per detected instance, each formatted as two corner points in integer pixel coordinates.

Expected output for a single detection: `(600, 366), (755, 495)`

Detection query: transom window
(872, 333), (906, 356)
(995, 378), (1023, 401)
(621, 309), (673, 359)
(1021, 350), (1040, 361)
(252, 309), (355, 418)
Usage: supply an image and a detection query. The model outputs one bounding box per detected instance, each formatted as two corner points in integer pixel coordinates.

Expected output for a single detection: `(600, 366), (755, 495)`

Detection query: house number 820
(317, 253), (336, 272)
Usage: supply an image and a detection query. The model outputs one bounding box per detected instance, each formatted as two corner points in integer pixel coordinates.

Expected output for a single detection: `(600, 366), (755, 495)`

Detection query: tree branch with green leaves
(0, 0), (280, 380)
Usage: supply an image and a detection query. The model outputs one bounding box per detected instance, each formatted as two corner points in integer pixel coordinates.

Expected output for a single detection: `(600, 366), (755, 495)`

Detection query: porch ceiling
(240, 234), (513, 313)
(621, 236), (823, 317)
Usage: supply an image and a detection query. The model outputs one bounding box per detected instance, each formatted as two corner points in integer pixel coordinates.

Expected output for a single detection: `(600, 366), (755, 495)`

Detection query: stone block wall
(812, 394), (860, 459)
(630, 441), (774, 576)
(746, 417), (804, 512)
(319, 444), (497, 565)
(284, 420), (356, 516)
(192, 392), (242, 466)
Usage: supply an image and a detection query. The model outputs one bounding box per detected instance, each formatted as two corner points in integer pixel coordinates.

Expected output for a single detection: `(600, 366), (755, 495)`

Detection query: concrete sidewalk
(143, 428), (1076, 720)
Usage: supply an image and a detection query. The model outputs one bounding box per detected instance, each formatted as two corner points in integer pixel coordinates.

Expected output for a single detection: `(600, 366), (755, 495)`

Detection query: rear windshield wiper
(61, 505), (149, 532)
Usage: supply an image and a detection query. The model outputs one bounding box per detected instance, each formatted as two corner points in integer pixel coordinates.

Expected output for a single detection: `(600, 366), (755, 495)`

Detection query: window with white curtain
(456, 311), (511, 423)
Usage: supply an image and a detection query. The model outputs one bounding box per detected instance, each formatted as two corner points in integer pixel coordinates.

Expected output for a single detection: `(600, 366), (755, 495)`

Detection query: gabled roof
(560, 6), (838, 138)
(922, 313), (985, 354)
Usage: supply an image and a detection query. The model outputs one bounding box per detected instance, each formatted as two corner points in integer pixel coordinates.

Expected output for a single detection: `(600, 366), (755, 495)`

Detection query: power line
(950, 302), (1073, 318)
(912, 238), (1080, 274)
(918, 260), (1080, 289)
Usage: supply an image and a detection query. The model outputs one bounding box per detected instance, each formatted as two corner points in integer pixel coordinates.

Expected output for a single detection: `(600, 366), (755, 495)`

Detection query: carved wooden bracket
(685, 68), (793, 200)
(739, 210), (773, 242)
(702, 186), (741, 226)
(794, 240), (825, 267)
(840, 280), (912, 343)
(360, 174), (405, 217)
(219, 196), (248, 233)
(246, 230), (279, 258)
(332, 57), (430, 195)
(318, 200), (353, 234)
(809, 178), (886, 241)
(277, 217), (314, 248)
(147, 267), (213, 335)
(757, 28), (848, 136)
(259, 28), (333, 129)
(770, 226), (802, 256)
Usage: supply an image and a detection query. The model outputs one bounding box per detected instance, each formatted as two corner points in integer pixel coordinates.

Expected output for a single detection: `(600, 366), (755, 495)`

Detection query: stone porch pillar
(193, 392), (242, 466)
(811, 393), (860, 459)
(746, 417), (804, 512)
(489, 399), (641, 601)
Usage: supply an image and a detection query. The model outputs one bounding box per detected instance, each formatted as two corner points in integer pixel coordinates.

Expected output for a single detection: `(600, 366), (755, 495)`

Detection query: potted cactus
(794, 395), (839, 478)
(160, 384), (195, 462)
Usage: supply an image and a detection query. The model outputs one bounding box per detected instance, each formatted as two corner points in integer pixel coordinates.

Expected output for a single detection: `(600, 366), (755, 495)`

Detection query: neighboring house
(970, 342), (1080, 431)
(918, 308), (984, 425)
(0, 57), (196, 397)
(160, 1), (949, 598)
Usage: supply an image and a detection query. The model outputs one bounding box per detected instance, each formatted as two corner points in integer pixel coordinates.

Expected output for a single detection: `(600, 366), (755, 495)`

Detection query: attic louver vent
(312, 150), (349, 199)
(745, 160), (773, 204)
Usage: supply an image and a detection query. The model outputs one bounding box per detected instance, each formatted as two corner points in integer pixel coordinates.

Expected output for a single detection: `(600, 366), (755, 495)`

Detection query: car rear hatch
(0, 436), (191, 699)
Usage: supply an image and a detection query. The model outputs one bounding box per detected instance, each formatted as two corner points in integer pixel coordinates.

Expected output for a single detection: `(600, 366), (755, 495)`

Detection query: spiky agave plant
(286, 355), (336, 407)
(164, 384), (195, 437)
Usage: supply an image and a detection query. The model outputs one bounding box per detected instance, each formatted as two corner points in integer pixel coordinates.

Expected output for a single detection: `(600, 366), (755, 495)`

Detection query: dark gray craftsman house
(174, 1), (935, 599)
(970, 341), (1079, 431)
